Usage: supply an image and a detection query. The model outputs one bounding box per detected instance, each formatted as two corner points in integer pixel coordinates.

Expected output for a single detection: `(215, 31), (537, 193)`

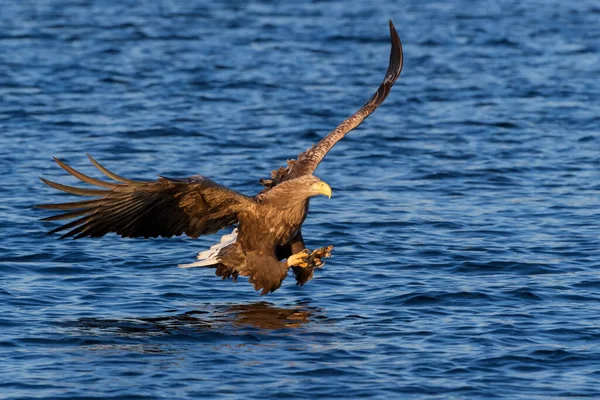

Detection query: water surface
(1, 1), (599, 398)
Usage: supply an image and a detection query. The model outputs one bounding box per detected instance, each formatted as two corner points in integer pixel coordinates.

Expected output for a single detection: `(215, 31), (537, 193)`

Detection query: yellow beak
(319, 182), (332, 199)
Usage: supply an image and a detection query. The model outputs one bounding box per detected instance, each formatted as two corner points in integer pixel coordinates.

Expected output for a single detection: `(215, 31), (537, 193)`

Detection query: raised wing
(37, 155), (254, 239)
(261, 20), (403, 188)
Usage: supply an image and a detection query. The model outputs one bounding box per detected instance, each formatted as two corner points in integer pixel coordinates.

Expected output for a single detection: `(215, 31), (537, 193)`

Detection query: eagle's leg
(287, 246), (334, 268)
(290, 231), (306, 253)
(288, 245), (334, 287)
(287, 249), (311, 268)
(275, 231), (305, 261)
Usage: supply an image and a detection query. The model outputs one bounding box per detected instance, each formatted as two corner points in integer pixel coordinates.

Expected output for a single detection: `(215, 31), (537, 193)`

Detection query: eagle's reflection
(72, 302), (321, 338)
(214, 302), (316, 330)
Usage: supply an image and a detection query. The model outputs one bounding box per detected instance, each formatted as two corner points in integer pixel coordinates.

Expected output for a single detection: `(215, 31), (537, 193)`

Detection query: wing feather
(86, 153), (139, 184)
(37, 156), (254, 239)
(36, 199), (104, 210)
(52, 157), (121, 188)
(265, 20), (403, 185)
(41, 208), (93, 222)
(39, 177), (110, 197)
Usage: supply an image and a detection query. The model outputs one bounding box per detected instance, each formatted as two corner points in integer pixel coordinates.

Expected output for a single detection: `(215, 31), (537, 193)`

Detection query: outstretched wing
(262, 20), (403, 188)
(37, 155), (254, 239)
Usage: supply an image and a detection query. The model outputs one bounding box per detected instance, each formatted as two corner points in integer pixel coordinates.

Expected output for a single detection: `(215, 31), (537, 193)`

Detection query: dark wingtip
(87, 153), (137, 184)
(39, 177), (56, 188)
(39, 176), (108, 196)
(363, 19), (403, 108)
(387, 19), (403, 84)
(35, 192), (52, 209)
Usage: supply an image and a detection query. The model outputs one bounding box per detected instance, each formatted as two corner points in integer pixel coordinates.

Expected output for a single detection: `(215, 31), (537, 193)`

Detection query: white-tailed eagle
(37, 21), (403, 295)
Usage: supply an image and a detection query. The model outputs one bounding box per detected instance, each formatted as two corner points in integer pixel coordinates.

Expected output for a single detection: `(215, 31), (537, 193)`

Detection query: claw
(287, 249), (311, 268)
(288, 245), (334, 269)
(306, 245), (334, 268)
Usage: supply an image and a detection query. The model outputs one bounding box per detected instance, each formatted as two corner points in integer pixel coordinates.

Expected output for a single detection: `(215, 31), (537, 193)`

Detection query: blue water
(1, 1), (599, 398)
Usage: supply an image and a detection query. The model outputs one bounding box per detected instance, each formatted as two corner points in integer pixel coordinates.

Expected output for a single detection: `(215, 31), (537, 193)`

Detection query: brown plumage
(37, 21), (403, 295)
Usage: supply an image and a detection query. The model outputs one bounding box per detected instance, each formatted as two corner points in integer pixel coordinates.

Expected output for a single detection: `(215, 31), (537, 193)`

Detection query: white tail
(178, 229), (238, 268)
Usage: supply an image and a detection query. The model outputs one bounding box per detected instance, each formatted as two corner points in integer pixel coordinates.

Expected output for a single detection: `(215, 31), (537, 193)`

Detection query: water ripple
(1, 0), (600, 399)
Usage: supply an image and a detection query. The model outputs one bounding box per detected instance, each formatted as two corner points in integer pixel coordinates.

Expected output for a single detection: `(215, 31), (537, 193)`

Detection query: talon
(288, 249), (311, 268)
(289, 246), (334, 268)
(305, 245), (334, 268)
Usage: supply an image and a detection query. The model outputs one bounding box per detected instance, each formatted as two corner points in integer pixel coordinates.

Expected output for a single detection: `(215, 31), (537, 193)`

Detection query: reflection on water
(219, 302), (318, 330)
(67, 302), (322, 339)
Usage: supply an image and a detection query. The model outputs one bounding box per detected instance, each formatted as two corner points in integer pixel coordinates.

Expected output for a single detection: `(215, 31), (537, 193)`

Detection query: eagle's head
(291, 175), (332, 199)
(261, 174), (331, 208)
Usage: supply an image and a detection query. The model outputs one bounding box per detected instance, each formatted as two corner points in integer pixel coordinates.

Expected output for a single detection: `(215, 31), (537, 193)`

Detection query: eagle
(37, 21), (403, 295)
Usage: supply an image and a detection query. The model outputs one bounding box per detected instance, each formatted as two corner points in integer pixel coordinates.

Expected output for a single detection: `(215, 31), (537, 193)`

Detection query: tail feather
(179, 229), (238, 268)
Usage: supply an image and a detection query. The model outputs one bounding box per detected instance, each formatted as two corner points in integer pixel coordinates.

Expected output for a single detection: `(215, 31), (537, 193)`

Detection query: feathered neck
(257, 180), (312, 209)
